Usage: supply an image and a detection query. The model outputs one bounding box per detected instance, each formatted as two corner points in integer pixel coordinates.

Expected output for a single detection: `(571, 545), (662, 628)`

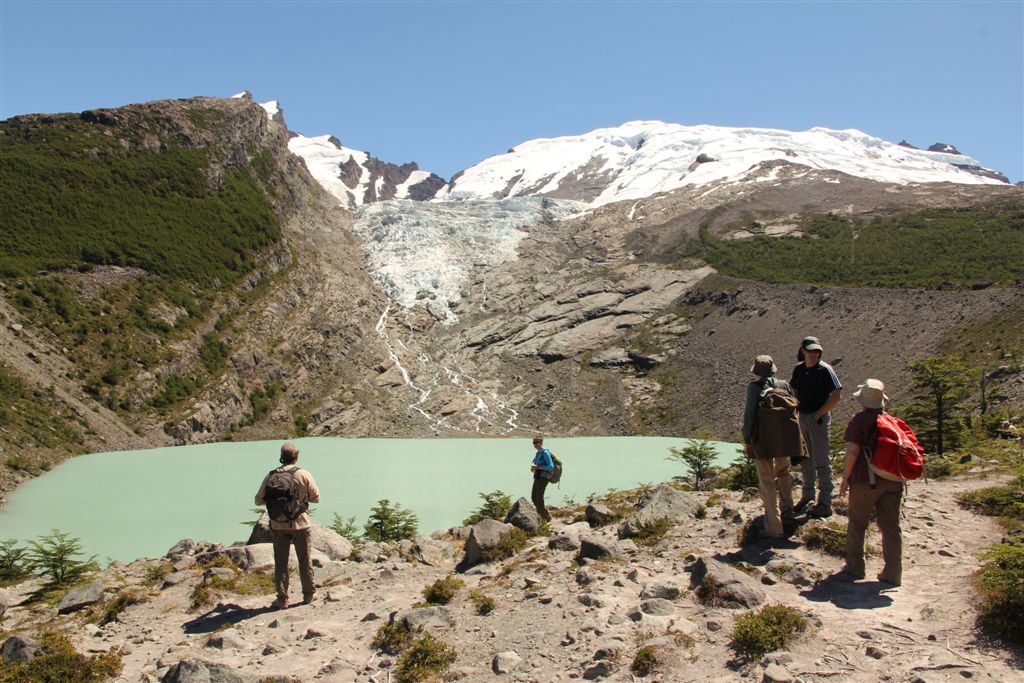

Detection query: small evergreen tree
(668, 438), (720, 491)
(27, 529), (97, 587)
(330, 513), (361, 544)
(364, 500), (418, 542)
(0, 539), (32, 584)
(463, 490), (513, 526)
(907, 356), (972, 456)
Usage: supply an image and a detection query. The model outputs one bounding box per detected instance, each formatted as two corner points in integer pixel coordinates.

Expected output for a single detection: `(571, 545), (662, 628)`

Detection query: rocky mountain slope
(1, 473), (1020, 682)
(1, 94), (1022, 498)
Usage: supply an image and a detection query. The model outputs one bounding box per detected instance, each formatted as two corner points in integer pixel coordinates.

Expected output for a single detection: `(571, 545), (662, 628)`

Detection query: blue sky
(2, 1), (1022, 182)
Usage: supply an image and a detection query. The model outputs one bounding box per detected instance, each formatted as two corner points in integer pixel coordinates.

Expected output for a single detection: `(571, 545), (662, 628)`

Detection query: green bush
(631, 645), (659, 677)
(372, 620), (414, 655)
(0, 539), (32, 585)
(668, 438), (720, 491)
(799, 522), (849, 557)
(0, 629), (122, 682)
(632, 517), (673, 546)
(463, 490), (513, 526)
(394, 633), (457, 683)
(974, 542), (1024, 645)
(731, 603), (808, 659)
(422, 576), (464, 605)
(957, 478), (1024, 523)
(480, 528), (529, 562)
(469, 589), (495, 615)
(330, 513), (362, 544)
(364, 500), (419, 542)
(717, 453), (760, 490)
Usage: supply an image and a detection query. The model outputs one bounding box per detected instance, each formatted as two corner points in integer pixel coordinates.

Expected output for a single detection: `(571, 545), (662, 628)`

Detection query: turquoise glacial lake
(0, 437), (740, 562)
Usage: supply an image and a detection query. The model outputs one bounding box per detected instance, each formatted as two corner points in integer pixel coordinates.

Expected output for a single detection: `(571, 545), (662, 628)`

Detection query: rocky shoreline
(1, 472), (1021, 682)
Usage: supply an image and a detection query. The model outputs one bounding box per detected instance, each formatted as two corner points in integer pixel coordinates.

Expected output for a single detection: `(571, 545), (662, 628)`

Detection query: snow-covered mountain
(435, 121), (1008, 207)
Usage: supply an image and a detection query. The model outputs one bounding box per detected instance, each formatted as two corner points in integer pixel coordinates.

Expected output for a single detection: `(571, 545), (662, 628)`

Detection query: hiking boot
(302, 594), (315, 605)
(876, 572), (902, 587)
(832, 567), (865, 582)
(793, 498), (813, 515)
(780, 509), (796, 524)
(807, 503), (833, 519)
(270, 597), (288, 610)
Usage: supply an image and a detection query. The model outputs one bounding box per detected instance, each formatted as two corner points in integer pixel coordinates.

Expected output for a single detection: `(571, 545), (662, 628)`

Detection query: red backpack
(866, 413), (926, 483)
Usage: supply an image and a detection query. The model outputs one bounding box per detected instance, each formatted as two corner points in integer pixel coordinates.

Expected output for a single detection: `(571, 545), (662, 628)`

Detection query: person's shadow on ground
(183, 601), (278, 634)
(800, 576), (895, 610)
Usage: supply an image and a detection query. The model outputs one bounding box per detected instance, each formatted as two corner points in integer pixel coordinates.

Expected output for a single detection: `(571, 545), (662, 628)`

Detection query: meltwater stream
(0, 437), (739, 562)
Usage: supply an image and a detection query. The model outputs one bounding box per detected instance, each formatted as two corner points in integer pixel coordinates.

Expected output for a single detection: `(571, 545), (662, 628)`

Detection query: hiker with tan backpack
(743, 355), (803, 539)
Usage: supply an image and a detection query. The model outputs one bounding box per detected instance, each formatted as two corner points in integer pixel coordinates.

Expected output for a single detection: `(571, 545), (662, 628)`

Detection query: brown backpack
(751, 379), (803, 460)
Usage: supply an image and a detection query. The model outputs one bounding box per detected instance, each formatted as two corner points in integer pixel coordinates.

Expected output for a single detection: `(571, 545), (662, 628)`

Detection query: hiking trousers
(271, 527), (315, 602)
(845, 479), (904, 583)
(531, 476), (552, 522)
(799, 412), (834, 505)
(755, 457), (794, 536)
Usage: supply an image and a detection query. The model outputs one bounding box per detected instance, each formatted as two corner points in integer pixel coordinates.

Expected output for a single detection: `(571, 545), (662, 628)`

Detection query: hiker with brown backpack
(255, 443), (321, 608)
(743, 355), (803, 538)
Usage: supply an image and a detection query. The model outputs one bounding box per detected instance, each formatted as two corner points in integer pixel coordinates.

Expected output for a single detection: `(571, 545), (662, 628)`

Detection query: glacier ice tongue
(351, 197), (584, 324)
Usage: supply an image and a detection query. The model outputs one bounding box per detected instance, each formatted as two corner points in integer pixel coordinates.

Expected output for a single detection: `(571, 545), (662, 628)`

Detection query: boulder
(548, 533), (581, 552)
(492, 651), (523, 674)
(690, 556), (766, 608)
(57, 581), (105, 614)
(618, 485), (699, 538)
(640, 598), (676, 616)
(640, 581), (681, 600)
(395, 606), (453, 631)
(161, 658), (259, 682)
(1, 635), (39, 663)
(585, 503), (618, 527)
(462, 519), (513, 567)
(411, 538), (455, 566)
(246, 514), (353, 561)
(504, 497), (542, 534)
(578, 537), (619, 561)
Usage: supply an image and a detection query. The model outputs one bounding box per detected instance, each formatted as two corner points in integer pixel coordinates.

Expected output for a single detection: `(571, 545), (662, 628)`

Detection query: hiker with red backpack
(836, 379), (925, 586)
(255, 443), (321, 608)
(743, 355), (802, 538)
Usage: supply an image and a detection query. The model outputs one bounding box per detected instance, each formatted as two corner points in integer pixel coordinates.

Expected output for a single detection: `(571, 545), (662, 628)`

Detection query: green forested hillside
(0, 107), (285, 424)
(683, 201), (1024, 289)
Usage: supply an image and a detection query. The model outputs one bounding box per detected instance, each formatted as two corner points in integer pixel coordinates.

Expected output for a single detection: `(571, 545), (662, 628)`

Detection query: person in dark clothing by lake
(530, 436), (554, 522)
(790, 337), (842, 518)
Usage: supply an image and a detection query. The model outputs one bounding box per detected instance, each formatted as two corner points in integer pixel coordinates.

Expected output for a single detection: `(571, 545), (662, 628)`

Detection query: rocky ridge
(1, 474), (1020, 681)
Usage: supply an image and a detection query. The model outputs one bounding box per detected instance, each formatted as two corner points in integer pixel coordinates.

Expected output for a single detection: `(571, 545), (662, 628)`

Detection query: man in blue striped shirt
(790, 338), (843, 518)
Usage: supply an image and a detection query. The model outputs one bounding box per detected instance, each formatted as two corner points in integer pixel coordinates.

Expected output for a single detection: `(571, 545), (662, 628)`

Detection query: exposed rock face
(56, 581), (105, 614)
(0, 635), (39, 663)
(245, 513), (354, 561)
(690, 556), (766, 608)
(504, 497), (542, 533)
(462, 519), (513, 568)
(618, 485), (700, 538)
(161, 658), (258, 682)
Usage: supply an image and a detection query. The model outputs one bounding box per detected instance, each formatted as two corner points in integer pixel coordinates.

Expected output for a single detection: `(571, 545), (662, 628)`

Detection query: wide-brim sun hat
(854, 379), (889, 409)
(751, 355), (777, 377)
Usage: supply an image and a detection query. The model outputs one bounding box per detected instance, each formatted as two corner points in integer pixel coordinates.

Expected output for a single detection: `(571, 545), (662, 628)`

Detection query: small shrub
(0, 629), (122, 681)
(696, 575), (725, 606)
(632, 518), (672, 546)
(469, 589), (495, 615)
(364, 499), (418, 542)
(422, 576), (464, 605)
(481, 528), (530, 562)
(694, 504), (707, 520)
(974, 542), (1024, 645)
(799, 522), (847, 557)
(736, 518), (764, 546)
(958, 479), (1024, 521)
(142, 561), (173, 586)
(731, 603), (808, 659)
(0, 539), (32, 585)
(372, 620), (415, 655)
(93, 589), (147, 625)
(330, 513), (362, 544)
(463, 490), (513, 526)
(394, 633), (457, 683)
(718, 453), (759, 491)
(631, 645), (658, 676)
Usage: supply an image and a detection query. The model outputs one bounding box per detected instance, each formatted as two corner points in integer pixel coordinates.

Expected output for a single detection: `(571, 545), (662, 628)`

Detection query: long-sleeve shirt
(533, 447), (554, 475)
(255, 466), (321, 531)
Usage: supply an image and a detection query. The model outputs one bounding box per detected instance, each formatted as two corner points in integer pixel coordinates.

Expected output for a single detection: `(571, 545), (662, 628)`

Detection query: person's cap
(853, 379), (889, 409)
(803, 341), (823, 352)
(750, 355), (777, 378)
(801, 336), (820, 347)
